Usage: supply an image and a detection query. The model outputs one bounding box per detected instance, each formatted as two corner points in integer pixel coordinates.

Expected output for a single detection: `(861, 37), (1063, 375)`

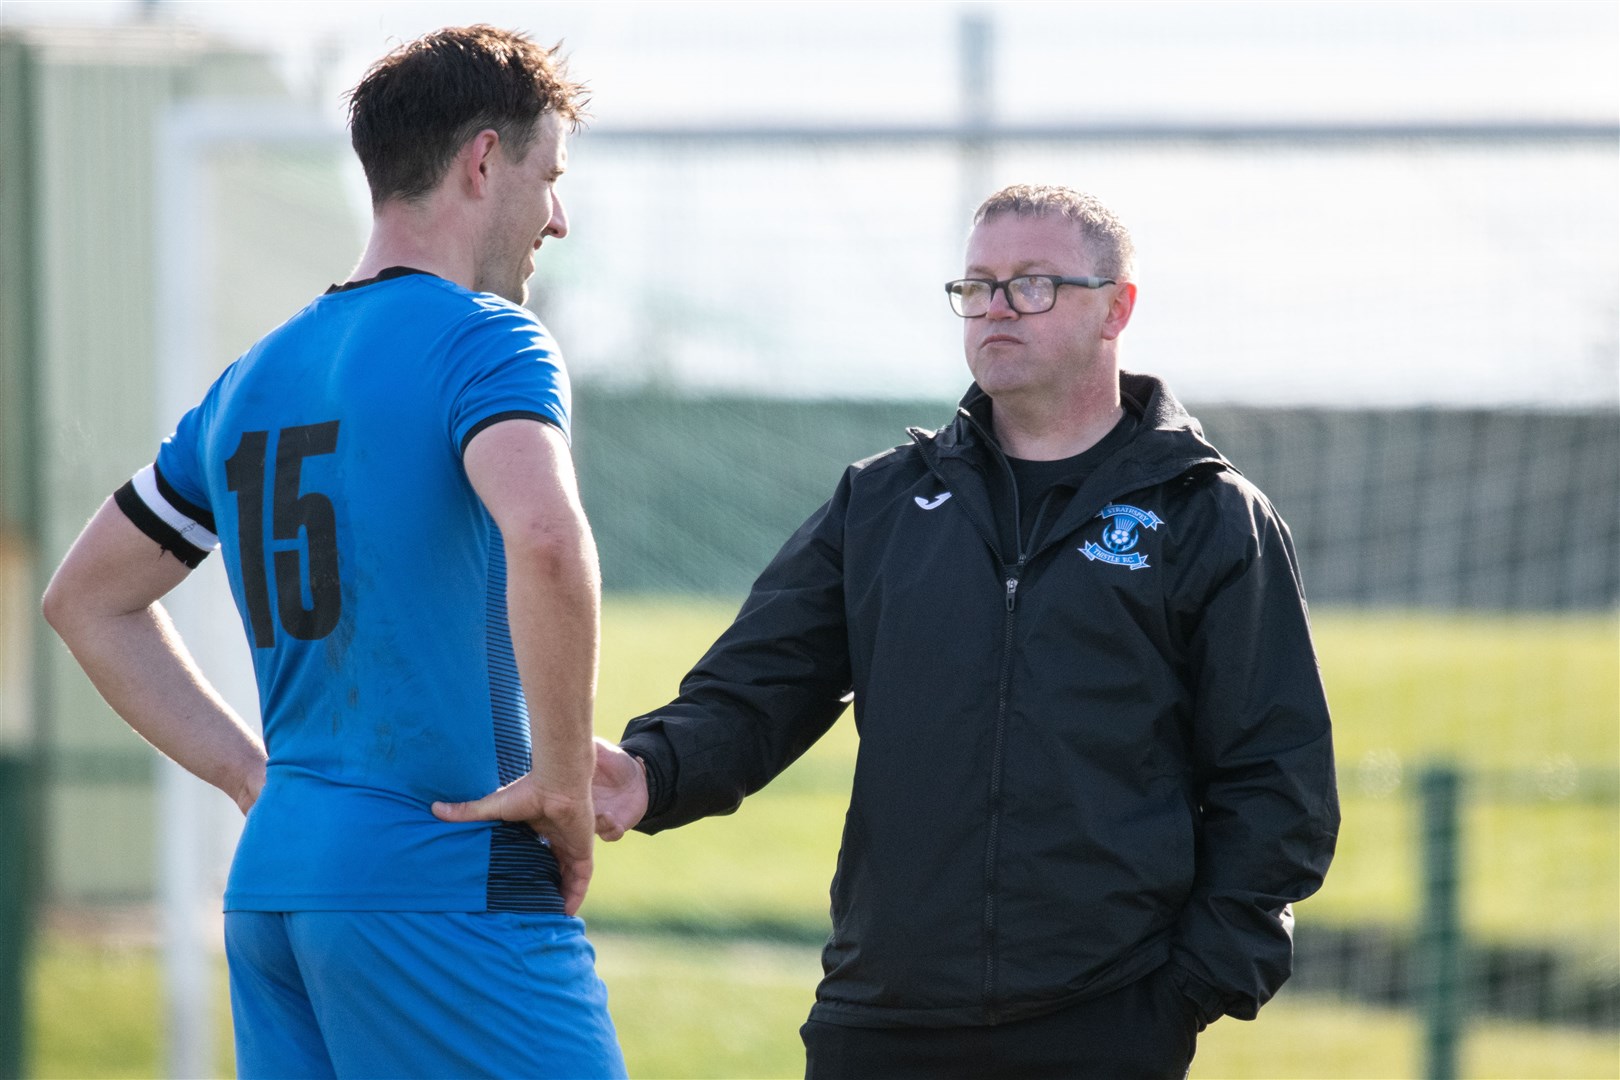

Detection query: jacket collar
(919, 372), (1228, 478)
(909, 371), (1233, 563)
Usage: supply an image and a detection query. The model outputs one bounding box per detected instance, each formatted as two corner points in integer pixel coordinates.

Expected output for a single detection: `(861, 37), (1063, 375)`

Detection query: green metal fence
(1420, 766), (1466, 1080)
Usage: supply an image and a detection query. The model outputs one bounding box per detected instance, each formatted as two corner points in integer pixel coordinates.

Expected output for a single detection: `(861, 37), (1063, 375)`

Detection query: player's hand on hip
(432, 775), (595, 915)
(591, 737), (648, 841)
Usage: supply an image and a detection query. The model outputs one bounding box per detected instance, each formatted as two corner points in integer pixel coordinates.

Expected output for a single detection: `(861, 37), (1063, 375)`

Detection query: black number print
(224, 422), (343, 647)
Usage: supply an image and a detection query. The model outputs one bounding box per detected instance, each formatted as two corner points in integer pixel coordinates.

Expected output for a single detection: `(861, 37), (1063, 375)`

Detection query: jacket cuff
(619, 734), (674, 826)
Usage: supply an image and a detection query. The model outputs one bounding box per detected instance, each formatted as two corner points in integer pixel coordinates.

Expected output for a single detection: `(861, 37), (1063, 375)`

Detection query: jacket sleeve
(620, 470), (854, 833)
(1170, 479), (1340, 1023)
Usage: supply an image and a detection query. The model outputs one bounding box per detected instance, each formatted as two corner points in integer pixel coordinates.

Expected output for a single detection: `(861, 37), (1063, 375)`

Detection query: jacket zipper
(983, 556), (1021, 1021)
(954, 407), (1033, 1023)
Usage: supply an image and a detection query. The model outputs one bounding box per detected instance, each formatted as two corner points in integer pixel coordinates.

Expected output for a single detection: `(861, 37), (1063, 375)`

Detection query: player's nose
(544, 193), (569, 241)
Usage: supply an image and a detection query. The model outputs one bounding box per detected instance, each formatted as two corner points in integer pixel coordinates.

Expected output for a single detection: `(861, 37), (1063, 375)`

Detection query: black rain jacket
(621, 372), (1339, 1029)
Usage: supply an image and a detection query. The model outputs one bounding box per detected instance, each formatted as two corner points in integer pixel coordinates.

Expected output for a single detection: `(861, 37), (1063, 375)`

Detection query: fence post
(0, 751), (33, 1080)
(1419, 764), (1464, 1080)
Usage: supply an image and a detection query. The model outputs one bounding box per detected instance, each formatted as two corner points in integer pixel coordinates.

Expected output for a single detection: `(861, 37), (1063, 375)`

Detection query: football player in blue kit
(43, 25), (626, 1079)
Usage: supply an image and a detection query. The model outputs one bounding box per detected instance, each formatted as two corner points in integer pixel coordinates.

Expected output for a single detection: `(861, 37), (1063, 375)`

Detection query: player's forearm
(45, 601), (266, 807)
(505, 519), (601, 800)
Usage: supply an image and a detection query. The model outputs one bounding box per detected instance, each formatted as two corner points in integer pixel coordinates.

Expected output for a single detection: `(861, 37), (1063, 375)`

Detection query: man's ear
(459, 129), (502, 197)
(1100, 281), (1137, 342)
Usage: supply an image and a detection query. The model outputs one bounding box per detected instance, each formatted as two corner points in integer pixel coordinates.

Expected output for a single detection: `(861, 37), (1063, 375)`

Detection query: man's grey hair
(973, 184), (1136, 281)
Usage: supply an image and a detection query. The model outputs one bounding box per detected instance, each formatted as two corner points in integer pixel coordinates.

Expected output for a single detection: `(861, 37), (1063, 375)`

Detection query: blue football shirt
(116, 268), (573, 913)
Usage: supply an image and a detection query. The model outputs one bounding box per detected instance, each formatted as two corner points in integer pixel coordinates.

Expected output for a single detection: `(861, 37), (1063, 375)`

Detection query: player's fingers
(558, 853), (593, 915)
(431, 792), (505, 823)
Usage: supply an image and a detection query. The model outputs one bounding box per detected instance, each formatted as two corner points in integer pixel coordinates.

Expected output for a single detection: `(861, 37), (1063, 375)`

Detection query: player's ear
(459, 129), (502, 198)
(1101, 281), (1137, 342)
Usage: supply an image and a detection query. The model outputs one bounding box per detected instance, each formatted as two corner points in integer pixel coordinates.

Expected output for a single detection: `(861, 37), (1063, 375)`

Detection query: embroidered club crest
(1081, 504), (1164, 570)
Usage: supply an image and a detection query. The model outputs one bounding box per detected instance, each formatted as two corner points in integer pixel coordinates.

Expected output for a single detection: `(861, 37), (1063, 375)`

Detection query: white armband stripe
(131, 464), (220, 551)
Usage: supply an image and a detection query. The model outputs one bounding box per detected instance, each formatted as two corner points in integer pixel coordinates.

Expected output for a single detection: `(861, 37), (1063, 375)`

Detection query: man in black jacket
(589, 184), (1339, 1078)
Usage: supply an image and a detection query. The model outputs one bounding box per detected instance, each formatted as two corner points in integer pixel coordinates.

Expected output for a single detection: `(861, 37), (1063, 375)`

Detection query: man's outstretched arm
(433, 418), (601, 915)
(609, 469), (855, 836)
(42, 498), (266, 815)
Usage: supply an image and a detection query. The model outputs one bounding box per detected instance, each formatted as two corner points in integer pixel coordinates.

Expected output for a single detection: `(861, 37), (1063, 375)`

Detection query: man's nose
(545, 193), (569, 240)
(985, 283), (1018, 319)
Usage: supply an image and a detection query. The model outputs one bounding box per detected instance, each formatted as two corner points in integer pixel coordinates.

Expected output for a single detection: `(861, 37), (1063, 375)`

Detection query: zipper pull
(1005, 577), (1019, 612)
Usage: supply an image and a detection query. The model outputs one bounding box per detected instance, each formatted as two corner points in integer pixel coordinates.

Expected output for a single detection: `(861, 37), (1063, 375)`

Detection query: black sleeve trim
(113, 481), (211, 569)
(459, 410), (563, 457)
(151, 463), (217, 533)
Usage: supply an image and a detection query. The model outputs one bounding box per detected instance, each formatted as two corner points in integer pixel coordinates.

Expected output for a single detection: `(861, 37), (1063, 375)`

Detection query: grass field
(26, 597), (1620, 1078)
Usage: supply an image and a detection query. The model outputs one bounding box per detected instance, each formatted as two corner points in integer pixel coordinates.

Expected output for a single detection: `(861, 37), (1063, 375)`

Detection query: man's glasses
(944, 275), (1115, 317)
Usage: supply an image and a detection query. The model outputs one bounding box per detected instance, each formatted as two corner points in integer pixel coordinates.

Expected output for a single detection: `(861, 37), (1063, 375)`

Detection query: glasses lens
(1008, 276), (1056, 313)
(948, 280), (992, 317)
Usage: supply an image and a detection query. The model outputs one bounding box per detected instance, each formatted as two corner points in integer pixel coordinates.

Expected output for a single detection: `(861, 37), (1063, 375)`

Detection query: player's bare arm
(434, 417), (601, 915)
(41, 498), (266, 815)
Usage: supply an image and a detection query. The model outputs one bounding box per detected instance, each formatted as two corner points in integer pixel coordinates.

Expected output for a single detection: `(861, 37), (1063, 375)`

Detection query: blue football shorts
(225, 910), (626, 1079)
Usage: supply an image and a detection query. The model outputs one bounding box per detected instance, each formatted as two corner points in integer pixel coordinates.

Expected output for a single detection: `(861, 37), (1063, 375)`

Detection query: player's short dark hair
(347, 25), (589, 208)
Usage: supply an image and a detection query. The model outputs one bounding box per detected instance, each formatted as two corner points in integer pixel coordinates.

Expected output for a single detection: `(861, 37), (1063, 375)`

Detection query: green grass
(1309, 609), (1619, 949)
(1308, 796), (1620, 945)
(1314, 609), (1619, 767)
(27, 598), (1620, 1077)
(28, 936), (235, 1079)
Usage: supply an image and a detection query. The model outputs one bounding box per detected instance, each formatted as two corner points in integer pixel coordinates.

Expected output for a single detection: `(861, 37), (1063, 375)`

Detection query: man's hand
(433, 776), (595, 915)
(592, 737), (648, 841)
